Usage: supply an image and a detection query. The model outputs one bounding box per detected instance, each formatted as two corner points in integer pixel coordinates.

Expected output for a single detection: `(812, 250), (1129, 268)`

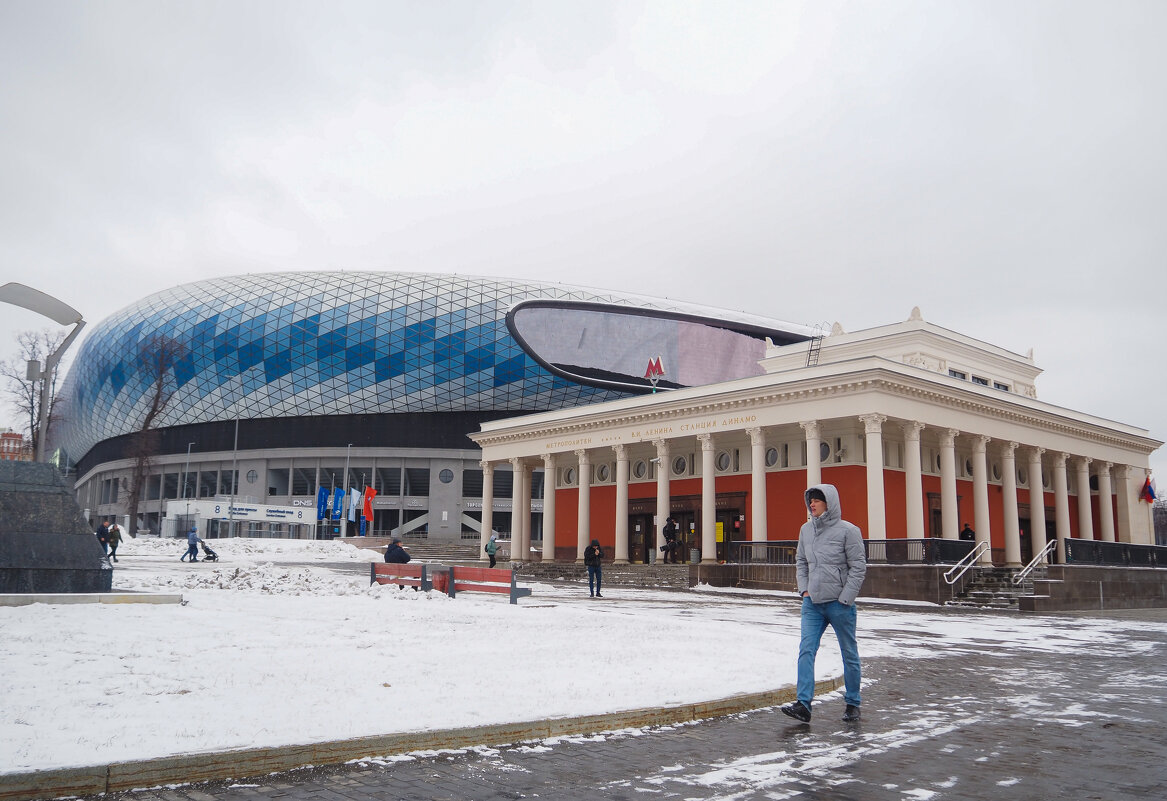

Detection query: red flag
(362, 487), (377, 519)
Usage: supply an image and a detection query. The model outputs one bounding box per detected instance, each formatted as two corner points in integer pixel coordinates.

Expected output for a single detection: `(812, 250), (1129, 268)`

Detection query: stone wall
(1020, 565), (1167, 612)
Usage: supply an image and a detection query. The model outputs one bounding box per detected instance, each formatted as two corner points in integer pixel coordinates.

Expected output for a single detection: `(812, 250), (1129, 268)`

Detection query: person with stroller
(201, 541), (220, 562)
(181, 525), (202, 562)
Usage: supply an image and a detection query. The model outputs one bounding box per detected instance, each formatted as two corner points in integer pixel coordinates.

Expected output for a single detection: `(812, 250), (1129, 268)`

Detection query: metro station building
(471, 308), (1160, 567)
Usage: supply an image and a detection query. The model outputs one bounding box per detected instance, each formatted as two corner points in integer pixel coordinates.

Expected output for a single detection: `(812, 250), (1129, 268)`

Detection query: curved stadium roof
(56, 271), (811, 463)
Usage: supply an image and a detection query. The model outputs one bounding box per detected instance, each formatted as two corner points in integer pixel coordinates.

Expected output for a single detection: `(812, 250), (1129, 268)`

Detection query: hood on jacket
(590, 538), (600, 547)
(805, 483), (842, 527)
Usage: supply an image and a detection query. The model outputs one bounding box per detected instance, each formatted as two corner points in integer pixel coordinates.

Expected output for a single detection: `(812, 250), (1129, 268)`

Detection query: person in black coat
(584, 538), (604, 598)
(662, 517), (678, 563)
(384, 539), (411, 563)
(383, 538), (412, 590)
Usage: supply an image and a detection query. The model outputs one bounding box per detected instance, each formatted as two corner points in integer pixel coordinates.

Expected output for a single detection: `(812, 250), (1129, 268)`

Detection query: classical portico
(471, 313), (1159, 565)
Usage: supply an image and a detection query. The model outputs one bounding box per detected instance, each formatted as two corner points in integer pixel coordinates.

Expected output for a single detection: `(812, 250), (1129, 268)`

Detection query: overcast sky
(2, 1), (1164, 477)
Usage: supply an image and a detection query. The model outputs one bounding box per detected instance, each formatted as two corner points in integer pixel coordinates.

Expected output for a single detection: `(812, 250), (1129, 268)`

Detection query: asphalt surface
(79, 595), (1167, 801)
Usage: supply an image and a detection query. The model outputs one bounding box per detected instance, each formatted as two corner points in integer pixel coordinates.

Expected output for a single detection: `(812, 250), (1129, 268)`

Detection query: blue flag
(332, 488), (345, 520)
(316, 487), (328, 520)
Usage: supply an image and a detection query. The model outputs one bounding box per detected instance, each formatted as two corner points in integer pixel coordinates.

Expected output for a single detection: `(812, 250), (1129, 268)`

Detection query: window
(633, 460), (647, 479)
(716, 451), (731, 471)
(563, 467), (577, 486)
(994, 382), (1010, 392)
(949, 369), (967, 380)
(765, 447), (779, 467)
(596, 463), (611, 482)
(438, 469), (454, 484)
(672, 455), (688, 476)
(972, 376), (989, 386)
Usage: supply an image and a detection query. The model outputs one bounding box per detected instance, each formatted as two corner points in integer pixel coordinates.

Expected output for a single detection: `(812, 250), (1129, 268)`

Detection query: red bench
(369, 562), (433, 591)
(444, 565), (532, 605)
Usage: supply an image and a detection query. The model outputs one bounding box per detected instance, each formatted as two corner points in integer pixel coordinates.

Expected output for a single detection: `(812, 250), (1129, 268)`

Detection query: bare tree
(122, 335), (188, 536)
(0, 328), (67, 455)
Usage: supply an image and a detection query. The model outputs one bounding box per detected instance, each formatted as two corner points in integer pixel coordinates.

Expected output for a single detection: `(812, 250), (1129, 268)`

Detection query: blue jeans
(797, 598), (861, 707)
(587, 565), (602, 595)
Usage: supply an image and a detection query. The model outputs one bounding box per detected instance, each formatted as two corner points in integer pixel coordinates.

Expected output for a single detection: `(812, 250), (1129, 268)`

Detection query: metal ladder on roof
(805, 323), (825, 367)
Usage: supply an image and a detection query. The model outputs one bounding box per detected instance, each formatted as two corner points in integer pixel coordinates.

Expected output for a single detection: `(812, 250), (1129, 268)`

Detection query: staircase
(945, 566), (1045, 610)
(338, 537), (482, 562)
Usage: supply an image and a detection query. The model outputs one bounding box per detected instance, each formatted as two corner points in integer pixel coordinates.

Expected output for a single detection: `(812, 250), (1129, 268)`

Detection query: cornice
(470, 364), (1161, 456)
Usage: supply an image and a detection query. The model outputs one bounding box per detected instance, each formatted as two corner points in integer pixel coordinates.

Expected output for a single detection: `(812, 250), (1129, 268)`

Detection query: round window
(672, 456), (688, 476)
(765, 447), (779, 467)
(992, 463), (1001, 482)
(597, 464), (610, 482)
(819, 442), (831, 461)
(1017, 467), (1027, 486)
(246, 469), (258, 484)
(563, 467), (577, 485)
(716, 451), (731, 471)
(438, 469), (454, 484)
(633, 460), (647, 479)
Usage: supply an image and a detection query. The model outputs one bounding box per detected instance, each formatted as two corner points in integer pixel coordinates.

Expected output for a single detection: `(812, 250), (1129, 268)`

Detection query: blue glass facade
(57, 271), (808, 465)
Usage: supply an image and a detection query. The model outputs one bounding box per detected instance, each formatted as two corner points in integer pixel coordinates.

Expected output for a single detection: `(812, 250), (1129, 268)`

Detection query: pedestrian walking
(584, 538), (604, 597)
(106, 520), (124, 562)
(485, 532), (500, 568)
(95, 518), (110, 556)
(781, 483), (867, 724)
(181, 526), (201, 562)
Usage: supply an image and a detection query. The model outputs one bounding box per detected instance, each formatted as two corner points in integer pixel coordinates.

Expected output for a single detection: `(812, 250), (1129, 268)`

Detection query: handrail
(1013, 539), (1057, 585)
(943, 541), (990, 585)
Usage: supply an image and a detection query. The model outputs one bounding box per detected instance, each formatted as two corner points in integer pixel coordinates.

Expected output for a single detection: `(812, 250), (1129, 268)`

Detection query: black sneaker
(843, 704), (861, 722)
(780, 701), (811, 722)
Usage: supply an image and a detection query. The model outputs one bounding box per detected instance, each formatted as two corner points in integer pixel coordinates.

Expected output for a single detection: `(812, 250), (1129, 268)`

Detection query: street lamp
(181, 441), (195, 518)
(228, 366), (260, 538)
(0, 283), (86, 462)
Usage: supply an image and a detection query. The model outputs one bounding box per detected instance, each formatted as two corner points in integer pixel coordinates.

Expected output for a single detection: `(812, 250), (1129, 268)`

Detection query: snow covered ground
(2, 537), (1161, 777)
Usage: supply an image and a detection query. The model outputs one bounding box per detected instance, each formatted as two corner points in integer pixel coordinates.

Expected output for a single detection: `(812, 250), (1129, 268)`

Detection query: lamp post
(228, 366), (260, 538)
(182, 441), (195, 520)
(0, 283), (86, 462)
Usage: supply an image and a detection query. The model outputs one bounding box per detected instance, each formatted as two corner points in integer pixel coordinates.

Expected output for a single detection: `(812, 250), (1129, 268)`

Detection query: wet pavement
(91, 595), (1167, 801)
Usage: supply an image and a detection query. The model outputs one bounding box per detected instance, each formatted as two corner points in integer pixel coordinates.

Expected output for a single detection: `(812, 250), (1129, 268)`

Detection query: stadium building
(56, 271), (812, 540)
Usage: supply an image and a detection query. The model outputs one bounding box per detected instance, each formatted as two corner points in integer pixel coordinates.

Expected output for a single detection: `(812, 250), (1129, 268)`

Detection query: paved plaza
(78, 596), (1167, 801)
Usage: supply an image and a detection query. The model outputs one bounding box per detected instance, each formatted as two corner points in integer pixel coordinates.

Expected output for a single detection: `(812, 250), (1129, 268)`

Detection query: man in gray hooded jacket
(781, 483), (866, 723)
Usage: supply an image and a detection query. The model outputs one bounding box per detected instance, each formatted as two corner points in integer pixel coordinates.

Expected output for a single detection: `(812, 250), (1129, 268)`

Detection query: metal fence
(731, 538), (977, 565)
(1064, 538), (1167, 568)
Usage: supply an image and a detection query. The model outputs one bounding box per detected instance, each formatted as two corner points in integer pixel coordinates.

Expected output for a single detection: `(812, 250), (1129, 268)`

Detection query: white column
(575, 449), (591, 562)
(939, 428), (959, 540)
(860, 414), (887, 541)
(1114, 465), (1134, 543)
(1097, 462), (1115, 542)
(801, 420), (822, 488)
(541, 454), (557, 562)
(1000, 442), (1022, 566)
(747, 427), (767, 542)
(902, 422), (925, 540)
(698, 433), (717, 564)
(972, 435), (992, 563)
(1027, 448), (1047, 560)
(613, 444), (630, 564)
(1052, 452), (1070, 563)
(479, 461), (494, 563)
(1114, 465), (1151, 544)
(510, 458), (525, 563)
(519, 462), (532, 560)
(1076, 457), (1094, 541)
(654, 439), (670, 557)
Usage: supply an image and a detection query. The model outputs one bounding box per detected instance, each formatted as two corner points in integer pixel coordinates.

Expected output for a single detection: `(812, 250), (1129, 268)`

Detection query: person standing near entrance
(662, 516), (678, 563)
(781, 483), (867, 724)
(584, 538), (604, 597)
(959, 522), (975, 541)
(485, 533), (500, 568)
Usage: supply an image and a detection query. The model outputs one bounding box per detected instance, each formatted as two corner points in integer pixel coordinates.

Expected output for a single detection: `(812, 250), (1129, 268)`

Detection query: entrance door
(672, 512), (697, 563)
(628, 514), (655, 563)
(715, 510), (743, 562)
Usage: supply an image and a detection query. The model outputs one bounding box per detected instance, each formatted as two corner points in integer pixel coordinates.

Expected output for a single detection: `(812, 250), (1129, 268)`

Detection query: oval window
(633, 460), (647, 479)
(246, 469), (258, 484)
(439, 469), (454, 484)
(765, 447), (779, 467)
(596, 464), (610, 482)
(564, 467), (577, 486)
(716, 451), (731, 471)
(819, 442), (831, 462)
(672, 456), (688, 476)
(1017, 467), (1027, 486)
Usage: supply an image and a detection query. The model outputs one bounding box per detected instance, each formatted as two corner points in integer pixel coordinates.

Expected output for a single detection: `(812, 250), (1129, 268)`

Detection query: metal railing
(944, 541), (990, 585)
(1064, 538), (1167, 568)
(1012, 539), (1057, 585)
(731, 538), (978, 565)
